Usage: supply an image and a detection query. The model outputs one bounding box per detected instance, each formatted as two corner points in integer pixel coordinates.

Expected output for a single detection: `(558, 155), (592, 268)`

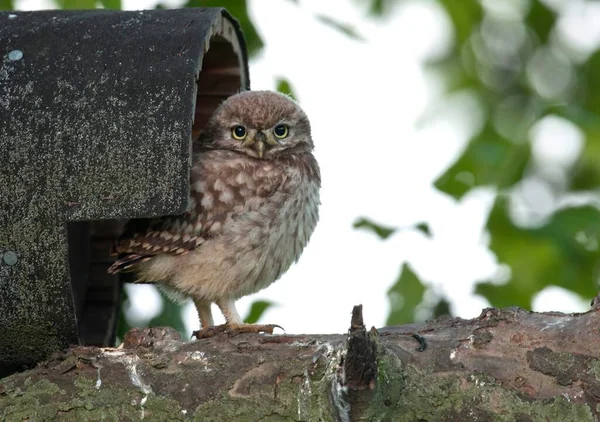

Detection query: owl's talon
(193, 323), (284, 339)
(227, 323), (284, 336)
(192, 325), (228, 339)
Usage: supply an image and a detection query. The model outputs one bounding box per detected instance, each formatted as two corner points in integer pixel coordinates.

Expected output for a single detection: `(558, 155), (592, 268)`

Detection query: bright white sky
(16, 0), (595, 334)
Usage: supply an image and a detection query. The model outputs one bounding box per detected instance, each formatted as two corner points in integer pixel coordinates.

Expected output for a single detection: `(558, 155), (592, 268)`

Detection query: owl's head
(200, 91), (313, 159)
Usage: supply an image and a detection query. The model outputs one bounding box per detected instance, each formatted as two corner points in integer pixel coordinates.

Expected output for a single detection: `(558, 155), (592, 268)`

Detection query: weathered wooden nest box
(0, 8), (250, 376)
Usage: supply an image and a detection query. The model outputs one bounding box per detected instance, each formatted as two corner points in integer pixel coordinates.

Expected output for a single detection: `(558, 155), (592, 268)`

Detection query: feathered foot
(192, 323), (283, 339)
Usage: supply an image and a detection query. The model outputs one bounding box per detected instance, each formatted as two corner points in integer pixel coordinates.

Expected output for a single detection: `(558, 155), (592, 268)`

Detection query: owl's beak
(254, 131), (267, 158)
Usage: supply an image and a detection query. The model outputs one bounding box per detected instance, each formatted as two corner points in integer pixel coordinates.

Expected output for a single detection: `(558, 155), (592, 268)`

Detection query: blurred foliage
(147, 290), (188, 335)
(476, 200), (600, 309)
(354, 217), (395, 240)
(275, 78), (297, 100)
(100, 0), (121, 10)
(428, 0), (600, 312)
(362, 0), (388, 17)
(431, 296), (451, 319)
(354, 217), (431, 241)
(243, 300), (275, 324)
(315, 14), (364, 41)
(434, 124), (530, 200)
(386, 263), (425, 325)
(367, 0), (600, 321)
(437, 0), (482, 44)
(415, 223), (431, 237)
(55, 0), (96, 8)
(182, 0), (263, 57)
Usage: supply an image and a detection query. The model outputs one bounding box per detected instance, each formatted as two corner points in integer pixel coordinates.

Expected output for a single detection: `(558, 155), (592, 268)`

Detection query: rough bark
(1, 306), (600, 421)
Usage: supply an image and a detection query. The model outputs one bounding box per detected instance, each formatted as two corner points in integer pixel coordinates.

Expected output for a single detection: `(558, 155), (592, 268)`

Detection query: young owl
(108, 91), (320, 338)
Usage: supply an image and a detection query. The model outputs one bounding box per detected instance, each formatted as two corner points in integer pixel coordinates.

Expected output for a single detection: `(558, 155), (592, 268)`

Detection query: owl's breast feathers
(108, 149), (320, 278)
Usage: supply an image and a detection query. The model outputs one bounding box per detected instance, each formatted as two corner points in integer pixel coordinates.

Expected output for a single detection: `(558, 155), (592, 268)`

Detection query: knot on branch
(122, 326), (181, 350)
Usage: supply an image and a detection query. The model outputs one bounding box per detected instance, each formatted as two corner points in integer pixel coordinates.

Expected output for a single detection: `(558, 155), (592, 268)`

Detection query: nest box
(0, 8), (250, 376)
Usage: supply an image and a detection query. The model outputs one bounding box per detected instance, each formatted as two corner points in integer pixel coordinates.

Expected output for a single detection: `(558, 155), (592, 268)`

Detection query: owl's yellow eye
(232, 125), (247, 140)
(273, 124), (289, 139)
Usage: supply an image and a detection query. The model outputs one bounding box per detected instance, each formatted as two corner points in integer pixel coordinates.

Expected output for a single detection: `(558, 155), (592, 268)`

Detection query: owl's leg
(193, 298), (282, 339)
(217, 298), (242, 324)
(194, 299), (214, 329)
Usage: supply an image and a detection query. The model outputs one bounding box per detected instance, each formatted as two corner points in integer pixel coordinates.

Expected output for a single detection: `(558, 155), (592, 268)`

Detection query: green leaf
(275, 78), (297, 100)
(415, 223), (431, 237)
(100, 0), (121, 9)
(476, 198), (600, 309)
(184, 0), (263, 57)
(55, 0), (97, 9)
(0, 0), (13, 10)
(315, 14), (364, 40)
(437, 0), (482, 44)
(434, 125), (530, 199)
(431, 296), (451, 318)
(354, 217), (395, 240)
(148, 290), (188, 338)
(364, 0), (403, 17)
(366, 0), (384, 16)
(386, 263), (426, 325)
(525, 0), (556, 43)
(243, 300), (274, 324)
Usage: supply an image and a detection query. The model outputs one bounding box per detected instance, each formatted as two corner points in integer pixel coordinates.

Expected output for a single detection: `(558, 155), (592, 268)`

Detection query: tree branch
(1, 306), (599, 421)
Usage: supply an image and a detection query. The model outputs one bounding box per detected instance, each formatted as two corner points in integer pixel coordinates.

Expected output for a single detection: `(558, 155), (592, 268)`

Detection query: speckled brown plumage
(108, 91), (320, 337)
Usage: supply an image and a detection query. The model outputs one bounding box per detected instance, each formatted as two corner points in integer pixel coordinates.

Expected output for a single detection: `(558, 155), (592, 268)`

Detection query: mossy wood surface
(1, 307), (599, 421)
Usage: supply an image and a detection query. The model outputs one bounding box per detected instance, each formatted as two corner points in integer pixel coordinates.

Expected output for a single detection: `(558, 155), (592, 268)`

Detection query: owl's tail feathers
(107, 254), (151, 274)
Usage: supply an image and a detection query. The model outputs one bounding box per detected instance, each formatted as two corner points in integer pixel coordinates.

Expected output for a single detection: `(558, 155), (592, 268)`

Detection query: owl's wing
(108, 151), (285, 273)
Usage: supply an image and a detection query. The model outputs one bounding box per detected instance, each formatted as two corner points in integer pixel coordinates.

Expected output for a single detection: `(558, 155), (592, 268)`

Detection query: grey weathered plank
(0, 7), (249, 375)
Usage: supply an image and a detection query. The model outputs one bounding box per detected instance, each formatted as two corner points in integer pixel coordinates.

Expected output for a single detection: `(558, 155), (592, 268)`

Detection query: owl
(108, 91), (320, 338)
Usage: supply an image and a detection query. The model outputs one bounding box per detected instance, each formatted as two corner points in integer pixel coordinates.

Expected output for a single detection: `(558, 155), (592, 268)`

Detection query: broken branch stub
(344, 305), (378, 390)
